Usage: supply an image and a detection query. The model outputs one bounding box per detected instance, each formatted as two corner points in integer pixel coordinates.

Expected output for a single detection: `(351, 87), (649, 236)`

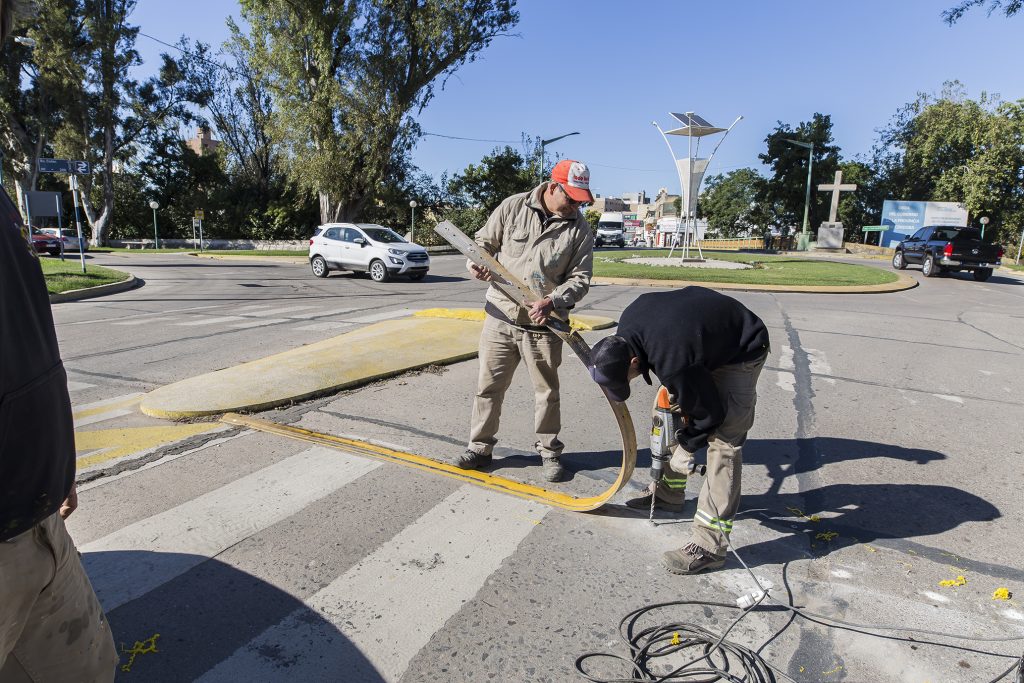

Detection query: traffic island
(139, 309), (617, 420)
(42, 259), (137, 302)
(593, 249), (916, 293)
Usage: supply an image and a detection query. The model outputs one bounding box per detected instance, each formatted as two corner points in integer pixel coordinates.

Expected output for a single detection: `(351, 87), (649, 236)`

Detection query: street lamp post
(149, 200), (159, 249)
(783, 139), (814, 250)
(409, 200), (417, 243)
(539, 132), (580, 182)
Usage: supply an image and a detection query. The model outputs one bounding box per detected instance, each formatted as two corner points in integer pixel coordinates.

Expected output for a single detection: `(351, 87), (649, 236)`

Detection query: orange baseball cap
(551, 160), (594, 203)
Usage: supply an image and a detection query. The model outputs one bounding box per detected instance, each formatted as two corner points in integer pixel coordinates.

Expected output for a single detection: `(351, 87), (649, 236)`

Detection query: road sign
(38, 158), (69, 173)
(194, 209), (204, 220)
(37, 158), (91, 174)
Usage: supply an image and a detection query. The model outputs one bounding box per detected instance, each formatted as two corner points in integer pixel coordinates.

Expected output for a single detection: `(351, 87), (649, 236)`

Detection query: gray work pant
(654, 352), (766, 555)
(468, 315), (564, 458)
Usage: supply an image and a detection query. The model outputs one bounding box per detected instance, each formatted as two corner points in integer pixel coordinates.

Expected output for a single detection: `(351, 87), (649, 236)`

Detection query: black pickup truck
(892, 225), (1004, 281)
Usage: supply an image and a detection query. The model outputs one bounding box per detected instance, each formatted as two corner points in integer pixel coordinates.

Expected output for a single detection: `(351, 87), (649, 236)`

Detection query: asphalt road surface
(52, 250), (1024, 682)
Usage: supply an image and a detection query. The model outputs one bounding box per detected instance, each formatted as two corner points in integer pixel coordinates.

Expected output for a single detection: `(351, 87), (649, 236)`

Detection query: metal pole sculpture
(653, 113), (742, 260)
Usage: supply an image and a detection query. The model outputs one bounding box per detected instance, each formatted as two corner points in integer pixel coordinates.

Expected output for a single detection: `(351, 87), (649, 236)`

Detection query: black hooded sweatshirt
(617, 287), (770, 452)
(0, 187), (76, 541)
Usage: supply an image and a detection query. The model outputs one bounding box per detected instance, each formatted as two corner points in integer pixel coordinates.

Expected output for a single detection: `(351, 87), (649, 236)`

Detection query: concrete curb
(592, 271), (918, 294)
(49, 274), (139, 304)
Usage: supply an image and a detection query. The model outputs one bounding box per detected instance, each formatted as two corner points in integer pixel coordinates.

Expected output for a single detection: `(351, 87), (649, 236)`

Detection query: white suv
(309, 223), (430, 282)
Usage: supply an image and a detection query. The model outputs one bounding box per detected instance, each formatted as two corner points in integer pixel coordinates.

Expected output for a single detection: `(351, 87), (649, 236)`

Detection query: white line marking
(62, 304), (225, 326)
(66, 381), (95, 392)
(806, 348), (836, 385)
(775, 370), (795, 393)
(932, 394), (964, 404)
(72, 392), (144, 413)
(74, 408), (135, 429)
(342, 308), (414, 324)
(176, 316), (246, 327)
(777, 345), (795, 371)
(241, 305), (317, 318)
(295, 322), (352, 332)
(81, 447), (381, 612)
(307, 306), (361, 318)
(227, 318), (289, 329)
(198, 486), (546, 682)
(111, 316), (178, 326)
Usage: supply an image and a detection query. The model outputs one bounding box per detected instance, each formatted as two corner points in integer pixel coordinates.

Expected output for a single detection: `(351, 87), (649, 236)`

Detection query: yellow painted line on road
(221, 413), (635, 513)
(413, 308), (616, 331)
(75, 423), (220, 469)
(73, 394), (143, 421)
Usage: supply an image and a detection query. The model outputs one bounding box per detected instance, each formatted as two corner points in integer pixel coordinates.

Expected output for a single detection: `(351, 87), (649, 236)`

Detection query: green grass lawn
(40, 258), (131, 294)
(1002, 261), (1024, 272)
(594, 250), (899, 287)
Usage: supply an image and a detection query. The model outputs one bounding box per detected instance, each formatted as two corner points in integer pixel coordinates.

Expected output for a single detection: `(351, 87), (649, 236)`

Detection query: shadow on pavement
(84, 550), (384, 682)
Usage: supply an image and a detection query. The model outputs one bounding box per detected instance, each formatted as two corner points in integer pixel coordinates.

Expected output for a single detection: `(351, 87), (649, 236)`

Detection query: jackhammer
(649, 386), (705, 522)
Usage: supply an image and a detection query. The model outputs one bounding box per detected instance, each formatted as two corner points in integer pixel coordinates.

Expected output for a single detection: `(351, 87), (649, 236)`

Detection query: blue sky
(132, 0), (1024, 198)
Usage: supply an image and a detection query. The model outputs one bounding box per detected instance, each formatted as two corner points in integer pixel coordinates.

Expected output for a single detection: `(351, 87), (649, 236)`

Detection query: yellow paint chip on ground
(815, 531), (838, 541)
(939, 575), (967, 588)
(993, 587), (1012, 601)
(413, 308), (615, 331)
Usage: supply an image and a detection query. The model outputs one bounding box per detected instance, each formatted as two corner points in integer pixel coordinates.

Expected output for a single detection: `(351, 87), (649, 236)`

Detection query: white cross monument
(815, 170), (857, 249)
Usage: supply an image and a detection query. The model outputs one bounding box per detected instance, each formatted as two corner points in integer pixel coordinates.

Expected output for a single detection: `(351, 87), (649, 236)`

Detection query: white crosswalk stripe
(198, 486), (546, 682)
(342, 308), (414, 324)
(176, 316), (246, 327)
(294, 321), (351, 332)
(228, 317), (289, 329)
(81, 447), (381, 612)
(111, 316), (179, 326)
(66, 380), (95, 392)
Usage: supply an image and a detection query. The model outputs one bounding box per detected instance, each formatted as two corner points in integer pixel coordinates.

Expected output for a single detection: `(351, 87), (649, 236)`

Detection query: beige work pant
(469, 315), (564, 458)
(654, 353), (766, 555)
(0, 513), (117, 682)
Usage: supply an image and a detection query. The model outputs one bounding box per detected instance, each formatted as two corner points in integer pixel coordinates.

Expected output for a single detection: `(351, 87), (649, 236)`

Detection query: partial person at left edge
(1, 4), (118, 678)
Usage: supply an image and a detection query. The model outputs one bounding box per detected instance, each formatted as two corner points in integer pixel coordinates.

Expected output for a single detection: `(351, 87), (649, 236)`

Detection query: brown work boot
(662, 543), (726, 575)
(454, 450), (492, 470)
(625, 492), (684, 512)
(541, 457), (566, 482)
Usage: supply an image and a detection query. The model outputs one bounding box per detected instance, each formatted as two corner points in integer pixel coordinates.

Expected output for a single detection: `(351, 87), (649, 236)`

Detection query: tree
(758, 113), (841, 233)
(583, 208), (600, 231)
(698, 168), (766, 237)
(872, 83), (1024, 244)
(238, 0), (518, 224)
(447, 144), (536, 215)
(943, 0), (1022, 23)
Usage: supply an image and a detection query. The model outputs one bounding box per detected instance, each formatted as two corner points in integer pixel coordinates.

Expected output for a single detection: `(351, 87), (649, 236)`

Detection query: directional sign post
(37, 158), (91, 175)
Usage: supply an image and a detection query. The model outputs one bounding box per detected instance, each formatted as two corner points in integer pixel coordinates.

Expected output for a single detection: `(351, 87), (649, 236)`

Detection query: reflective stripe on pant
(0, 513), (117, 682)
(468, 315), (564, 458)
(691, 352), (767, 555)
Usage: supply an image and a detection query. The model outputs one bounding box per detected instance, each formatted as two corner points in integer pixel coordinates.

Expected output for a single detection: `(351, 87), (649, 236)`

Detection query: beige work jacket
(473, 184), (595, 326)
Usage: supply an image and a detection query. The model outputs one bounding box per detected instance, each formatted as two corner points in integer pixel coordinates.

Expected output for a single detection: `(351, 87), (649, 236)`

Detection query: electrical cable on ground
(576, 483), (1024, 682)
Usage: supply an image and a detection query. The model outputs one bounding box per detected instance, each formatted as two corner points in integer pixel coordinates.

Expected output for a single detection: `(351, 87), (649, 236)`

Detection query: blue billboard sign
(880, 200), (968, 248)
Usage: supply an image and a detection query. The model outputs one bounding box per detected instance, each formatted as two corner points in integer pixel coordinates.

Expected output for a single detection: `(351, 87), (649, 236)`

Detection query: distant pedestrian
(457, 160), (595, 482)
(763, 227), (773, 251)
(588, 287), (770, 575)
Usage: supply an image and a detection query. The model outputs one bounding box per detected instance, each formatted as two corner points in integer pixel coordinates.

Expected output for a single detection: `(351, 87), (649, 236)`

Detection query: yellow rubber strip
(221, 412), (636, 512)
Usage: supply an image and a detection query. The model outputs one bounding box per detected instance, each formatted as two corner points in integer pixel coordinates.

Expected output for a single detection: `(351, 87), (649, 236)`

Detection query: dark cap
(588, 335), (634, 402)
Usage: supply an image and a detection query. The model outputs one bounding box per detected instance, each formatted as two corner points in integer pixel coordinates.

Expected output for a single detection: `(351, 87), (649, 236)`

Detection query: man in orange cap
(457, 160), (595, 482)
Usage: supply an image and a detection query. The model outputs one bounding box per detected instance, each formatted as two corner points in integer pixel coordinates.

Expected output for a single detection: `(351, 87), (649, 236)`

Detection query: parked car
(892, 225), (1003, 281)
(309, 223), (430, 282)
(30, 229), (62, 256)
(40, 227), (88, 252)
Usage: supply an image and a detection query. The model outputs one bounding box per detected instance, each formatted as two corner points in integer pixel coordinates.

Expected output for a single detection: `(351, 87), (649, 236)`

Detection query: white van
(595, 212), (625, 248)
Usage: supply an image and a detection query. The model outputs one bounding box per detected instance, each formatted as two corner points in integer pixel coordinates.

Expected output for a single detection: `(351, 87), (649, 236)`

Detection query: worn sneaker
(625, 493), (684, 513)
(454, 450), (492, 470)
(541, 457), (566, 482)
(662, 543), (726, 575)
